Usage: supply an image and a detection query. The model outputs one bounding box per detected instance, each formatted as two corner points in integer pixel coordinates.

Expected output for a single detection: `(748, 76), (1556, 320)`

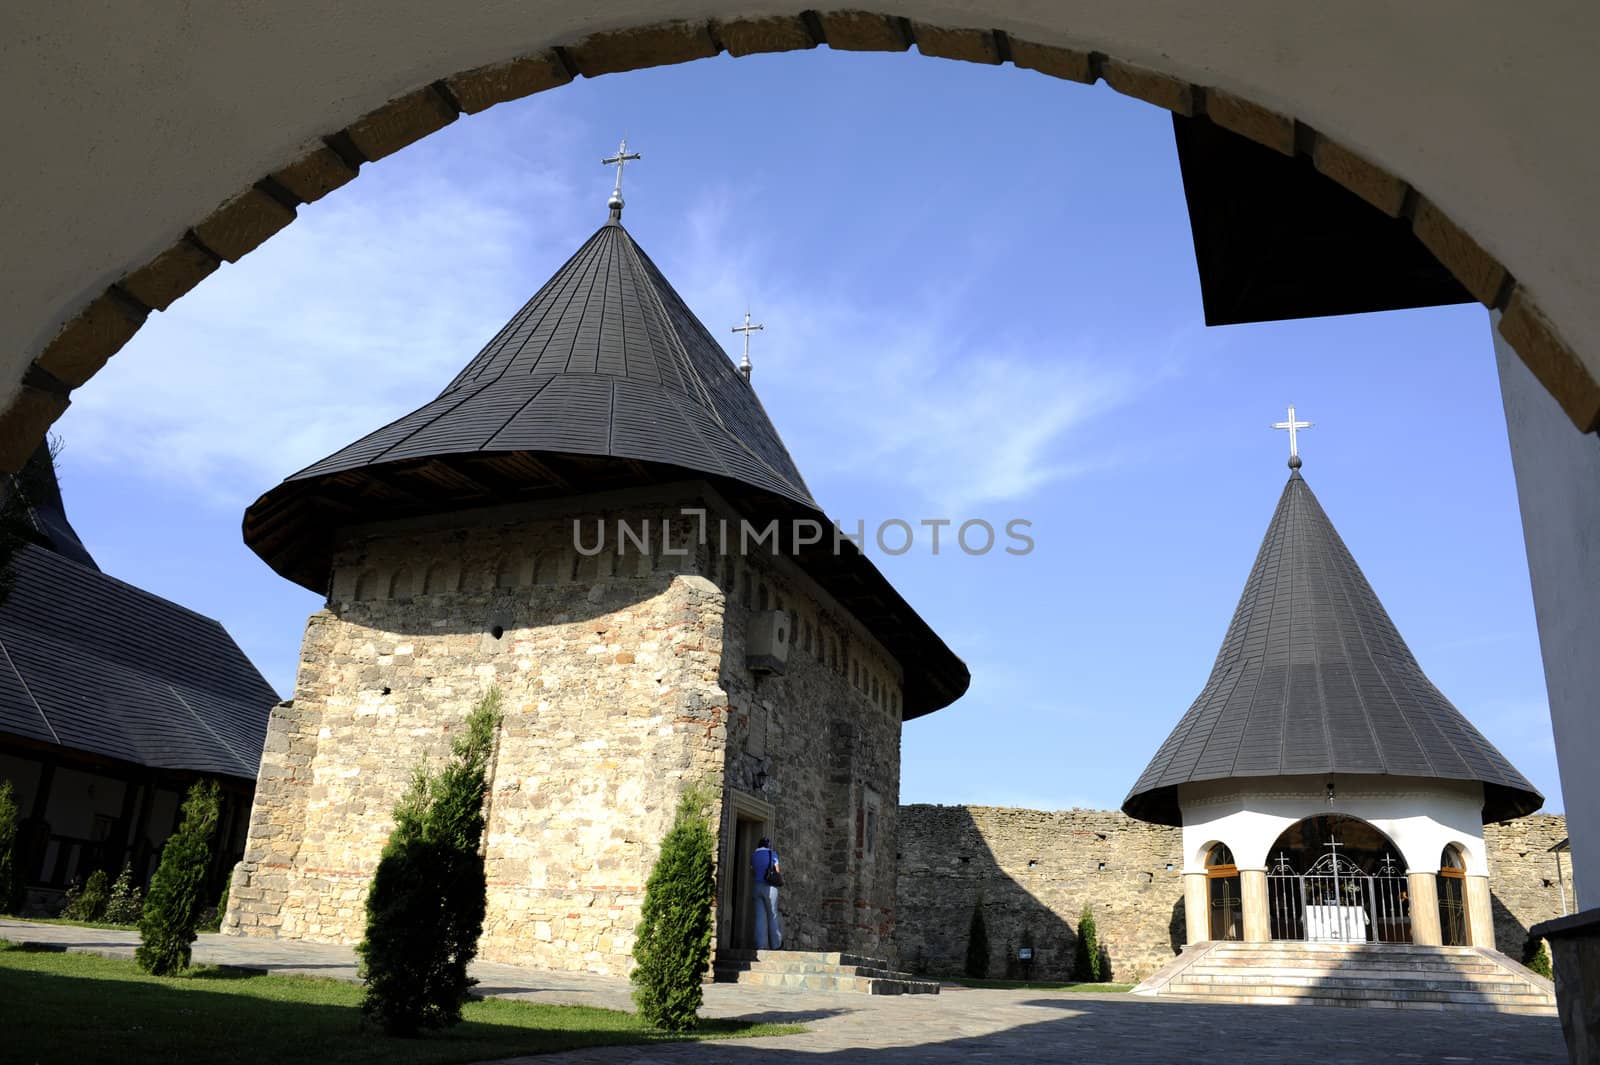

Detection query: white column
(1183, 872), (1209, 945)
(1494, 315), (1600, 909)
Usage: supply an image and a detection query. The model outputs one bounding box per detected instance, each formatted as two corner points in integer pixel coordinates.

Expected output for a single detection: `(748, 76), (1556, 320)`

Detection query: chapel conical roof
(243, 214), (969, 717)
(1122, 470), (1541, 825)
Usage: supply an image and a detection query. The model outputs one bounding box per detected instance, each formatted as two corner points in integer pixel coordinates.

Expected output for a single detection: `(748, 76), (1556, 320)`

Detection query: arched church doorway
(1265, 815), (1412, 943)
(1437, 844), (1470, 947)
(1205, 843), (1242, 942)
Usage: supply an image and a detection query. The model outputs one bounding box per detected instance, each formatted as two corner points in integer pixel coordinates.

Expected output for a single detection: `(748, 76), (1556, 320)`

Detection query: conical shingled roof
(243, 215), (969, 718)
(1122, 470), (1541, 825)
(289, 218), (815, 509)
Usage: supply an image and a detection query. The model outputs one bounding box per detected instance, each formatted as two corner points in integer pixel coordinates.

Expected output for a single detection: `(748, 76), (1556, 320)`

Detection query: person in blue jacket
(751, 836), (782, 950)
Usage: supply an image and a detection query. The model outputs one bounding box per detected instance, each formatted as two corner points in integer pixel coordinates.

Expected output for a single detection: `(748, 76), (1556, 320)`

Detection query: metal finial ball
(1288, 454), (1303, 469)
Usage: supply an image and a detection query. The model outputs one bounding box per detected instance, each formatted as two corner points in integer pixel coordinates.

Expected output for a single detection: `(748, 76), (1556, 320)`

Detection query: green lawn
(0, 942), (801, 1065)
(943, 976), (1134, 992)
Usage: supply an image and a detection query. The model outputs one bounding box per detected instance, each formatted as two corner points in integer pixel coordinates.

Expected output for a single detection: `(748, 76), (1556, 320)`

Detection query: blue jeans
(753, 884), (782, 949)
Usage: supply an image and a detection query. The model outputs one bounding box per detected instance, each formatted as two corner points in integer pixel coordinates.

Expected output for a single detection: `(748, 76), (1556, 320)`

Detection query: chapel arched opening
(1438, 844), (1470, 947)
(1265, 814), (1412, 944)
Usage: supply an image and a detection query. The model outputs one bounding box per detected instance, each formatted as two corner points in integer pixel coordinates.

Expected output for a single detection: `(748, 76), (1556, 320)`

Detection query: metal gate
(1267, 849), (1412, 943)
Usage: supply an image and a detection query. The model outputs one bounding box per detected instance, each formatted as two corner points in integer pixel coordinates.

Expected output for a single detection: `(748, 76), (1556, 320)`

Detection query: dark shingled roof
(0, 451), (278, 780)
(243, 215), (969, 717)
(1123, 470), (1541, 826)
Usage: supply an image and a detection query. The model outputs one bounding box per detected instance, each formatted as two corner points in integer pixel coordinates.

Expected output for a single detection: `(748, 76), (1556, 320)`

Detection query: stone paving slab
(0, 920), (1568, 1064)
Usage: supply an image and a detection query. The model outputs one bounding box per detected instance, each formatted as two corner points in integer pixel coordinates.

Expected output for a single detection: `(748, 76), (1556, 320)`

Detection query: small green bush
(1524, 935), (1554, 980)
(631, 781), (717, 1032)
(359, 690), (502, 1036)
(0, 781), (21, 913)
(104, 863), (144, 925)
(964, 895), (990, 979)
(137, 779), (221, 975)
(63, 868), (110, 921)
(1073, 904), (1102, 983)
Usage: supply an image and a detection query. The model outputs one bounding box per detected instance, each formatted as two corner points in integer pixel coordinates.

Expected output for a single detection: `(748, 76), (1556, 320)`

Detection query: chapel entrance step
(1132, 941), (1556, 1015)
(712, 949), (940, 995)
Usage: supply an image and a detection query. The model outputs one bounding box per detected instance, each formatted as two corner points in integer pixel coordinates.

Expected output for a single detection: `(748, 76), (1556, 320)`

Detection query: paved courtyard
(0, 919), (1567, 1064)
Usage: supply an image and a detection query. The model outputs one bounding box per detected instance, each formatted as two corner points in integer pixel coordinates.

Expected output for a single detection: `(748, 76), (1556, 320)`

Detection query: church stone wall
(895, 805), (1185, 982)
(226, 505), (730, 975)
(714, 540), (905, 960)
(894, 805), (1571, 981)
(1485, 813), (1574, 955)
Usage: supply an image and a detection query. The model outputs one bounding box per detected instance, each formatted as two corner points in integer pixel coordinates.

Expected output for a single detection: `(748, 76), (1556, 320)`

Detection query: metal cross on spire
(1272, 403), (1314, 469)
(731, 309), (764, 382)
(602, 137), (641, 220)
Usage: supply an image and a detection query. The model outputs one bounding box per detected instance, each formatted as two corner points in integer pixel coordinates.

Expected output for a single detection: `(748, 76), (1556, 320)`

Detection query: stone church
(224, 188), (968, 973)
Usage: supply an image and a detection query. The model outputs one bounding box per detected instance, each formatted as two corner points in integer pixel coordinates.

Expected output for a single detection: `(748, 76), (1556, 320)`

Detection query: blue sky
(54, 49), (1560, 813)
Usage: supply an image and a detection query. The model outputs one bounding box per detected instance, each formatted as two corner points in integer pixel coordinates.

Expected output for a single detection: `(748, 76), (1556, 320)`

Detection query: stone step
(1178, 972), (1537, 994)
(1188, 960), (1507, 978)
(715, 949), (887, 969)
(1168, 978), (1550, 1004)
(714, 959), (915, 980)
(720, 969), (941, 995)
(1158, 990), (1557, 1016)
(1132, 942), (1555, 1013)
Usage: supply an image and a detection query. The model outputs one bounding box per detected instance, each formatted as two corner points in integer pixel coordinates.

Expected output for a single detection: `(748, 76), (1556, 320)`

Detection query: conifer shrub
(1524, 934), (1554, 980)
(63, 868), (110, 921)
(964, 894), (990, 978)
(359, 690), (502, 1036)
(631, 781), (716, 1032)
(0, 780), (19, 914)
(136, 779), (221, 975)
(1073, 904), (1102, 983)
(104, 862), (144, 925)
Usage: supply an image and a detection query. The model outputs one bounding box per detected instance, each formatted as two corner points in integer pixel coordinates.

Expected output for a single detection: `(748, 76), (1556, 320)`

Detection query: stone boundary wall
(1485, 813), (1573, 955)
(896, 805), (1570, 980)
(895, 805), (1185, 982)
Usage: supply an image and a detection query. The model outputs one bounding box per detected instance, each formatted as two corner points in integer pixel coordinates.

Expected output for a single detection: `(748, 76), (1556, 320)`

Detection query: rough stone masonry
(226, 491), (906, 973)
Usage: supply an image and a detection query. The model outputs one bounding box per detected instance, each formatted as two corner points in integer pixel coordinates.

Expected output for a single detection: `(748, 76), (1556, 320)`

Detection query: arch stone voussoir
(5, 11), (1597, 474)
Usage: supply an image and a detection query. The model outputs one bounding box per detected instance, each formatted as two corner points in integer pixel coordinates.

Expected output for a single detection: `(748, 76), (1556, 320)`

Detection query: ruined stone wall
(895, 805), (1185, 982)
(226, 503), (729, 975)
(895, 806), (1571, 980)
(713, 537), (905, 959)
(1485, 813), (1572, 955)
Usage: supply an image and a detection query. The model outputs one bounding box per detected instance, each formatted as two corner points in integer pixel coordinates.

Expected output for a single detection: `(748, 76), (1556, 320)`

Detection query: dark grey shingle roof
(291, 220), (814, 507)
(0, 543), (278, 780)
(243, 217), (969, 717)
(1123, 471), (1541, 825)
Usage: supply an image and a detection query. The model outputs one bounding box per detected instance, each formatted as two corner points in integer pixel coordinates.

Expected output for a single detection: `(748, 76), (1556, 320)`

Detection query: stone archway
(5, 6), (1599, 473)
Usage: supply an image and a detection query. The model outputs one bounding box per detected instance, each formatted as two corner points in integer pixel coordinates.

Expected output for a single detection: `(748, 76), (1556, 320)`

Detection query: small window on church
(721, 555), (733, 591)
(1440, 844), (1466, 871)
(1206, 843), (1235, 868)
(758, 584), (769, 611)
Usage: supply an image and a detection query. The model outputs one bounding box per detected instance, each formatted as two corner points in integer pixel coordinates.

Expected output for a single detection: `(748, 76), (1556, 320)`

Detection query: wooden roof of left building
(0, 445), (279, 781)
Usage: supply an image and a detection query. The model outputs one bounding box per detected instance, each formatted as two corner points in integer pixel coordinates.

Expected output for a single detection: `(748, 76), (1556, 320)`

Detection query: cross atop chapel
(1272, 403), (1314, 469)
(603, 138), (641, 220)
(732, 309), (764, 382)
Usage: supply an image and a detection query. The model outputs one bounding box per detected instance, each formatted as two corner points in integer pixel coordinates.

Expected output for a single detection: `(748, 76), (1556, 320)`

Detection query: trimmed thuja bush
(964, 894), (990, 978)
(63, 868), (111, 921)
(1524, 934), (1554, 980)
(631, 781), (717, 1032)
(104, 862), (144, 925)
(359, 689), (503, 1036)
(1073, 904), (1102, 983)
(137, 779), (221, 975)
(0, 779), (19, 914)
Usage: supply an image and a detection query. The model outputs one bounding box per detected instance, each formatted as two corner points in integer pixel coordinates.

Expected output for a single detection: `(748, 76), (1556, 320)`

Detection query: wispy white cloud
(662, 188), (1181, 512)
(62, 104), (592, 507)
